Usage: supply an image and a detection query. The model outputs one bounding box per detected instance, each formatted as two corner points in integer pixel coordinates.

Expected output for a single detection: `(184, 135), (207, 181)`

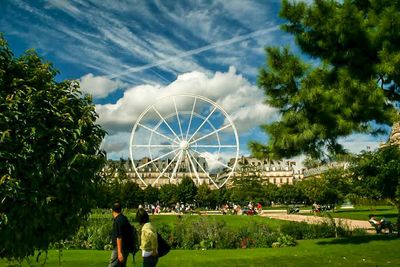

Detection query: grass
(90, 212), (283, 232)
(2, 235), (399, 267)
(307, 205), (398, 221)
(151, 214), (282, 231)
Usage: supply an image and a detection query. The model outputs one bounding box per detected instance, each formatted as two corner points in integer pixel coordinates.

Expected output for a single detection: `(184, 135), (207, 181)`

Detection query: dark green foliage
(159, 184), (178, 207)
(143, 185), (159, 205)
(95, 169), (144, 209)
(276, 183), (305, 204)
(279, 220), (351, 240)
(253, 0), (400, 160)
(296, 169), (351, 207)
(177, 176), (197, 204)
(230, 176), (265, 204)
(195, 183), (212, 208)
(52, 218), (113, 250)
(170, 216), (289, 250)
(349, 145), (400, 227)
(0, 34), (106, 260)
(121, 181), (144, 208)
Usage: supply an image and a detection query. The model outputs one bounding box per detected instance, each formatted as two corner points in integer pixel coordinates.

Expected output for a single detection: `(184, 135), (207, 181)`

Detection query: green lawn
(90, 213), (283, 231)
(308, 206), (398, 221)
(2, 236), (399, 267)
(150, 214), (282, 231)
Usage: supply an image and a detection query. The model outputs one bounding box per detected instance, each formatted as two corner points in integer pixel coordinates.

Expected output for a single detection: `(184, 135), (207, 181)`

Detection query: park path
(260, 210), (372, 231)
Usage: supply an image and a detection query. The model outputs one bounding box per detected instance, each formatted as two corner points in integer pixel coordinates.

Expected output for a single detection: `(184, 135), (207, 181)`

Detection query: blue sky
(1, 0), (389, 166)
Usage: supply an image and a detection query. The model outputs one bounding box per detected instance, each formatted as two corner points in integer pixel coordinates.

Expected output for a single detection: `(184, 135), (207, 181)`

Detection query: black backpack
(157, 232), (170, 257)
(124, 222), (139, 256)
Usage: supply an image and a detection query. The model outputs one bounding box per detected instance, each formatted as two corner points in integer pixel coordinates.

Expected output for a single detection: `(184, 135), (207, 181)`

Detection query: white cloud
(96, 68), (277, 158)
(339, 134), (387, 154)
(79, 73), (124, 99)
(96, 67), (276, 131)
(101, 131), (131, 159)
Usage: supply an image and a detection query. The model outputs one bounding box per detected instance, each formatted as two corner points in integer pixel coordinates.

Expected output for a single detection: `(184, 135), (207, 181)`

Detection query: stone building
(222, 156), (302, 187)
(381, 121), (400, 147)
(301, 162), (348, 179)
(103, 157), (212, 189)
(104, 156), (304, 189)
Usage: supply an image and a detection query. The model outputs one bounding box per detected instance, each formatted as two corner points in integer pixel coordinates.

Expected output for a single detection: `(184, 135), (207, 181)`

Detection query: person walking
(109, 201), (131, 267)
(136, 208), (158, 267)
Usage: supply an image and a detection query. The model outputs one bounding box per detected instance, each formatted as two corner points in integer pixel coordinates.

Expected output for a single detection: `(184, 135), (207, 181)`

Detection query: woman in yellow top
(136, 208), (158, 267)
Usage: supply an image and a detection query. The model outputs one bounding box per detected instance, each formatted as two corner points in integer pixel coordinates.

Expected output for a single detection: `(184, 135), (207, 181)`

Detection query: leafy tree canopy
(177, 176), (198, 204)
(253, 0), (400, 160)
(159, 184), (178, 207)
(350, 146), (400, 203)
(0, 34), (105, 260)
(349, 145), (400, 225)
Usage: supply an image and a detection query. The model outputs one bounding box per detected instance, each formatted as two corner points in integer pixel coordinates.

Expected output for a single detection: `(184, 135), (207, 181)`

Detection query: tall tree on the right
(252, 0), (400, 160)
(349, 146), (400, 234)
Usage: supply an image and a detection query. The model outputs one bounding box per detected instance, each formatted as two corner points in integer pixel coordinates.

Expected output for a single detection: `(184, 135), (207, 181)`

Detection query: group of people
(110, 201), (158, 267)
(223, 202), (263, 215)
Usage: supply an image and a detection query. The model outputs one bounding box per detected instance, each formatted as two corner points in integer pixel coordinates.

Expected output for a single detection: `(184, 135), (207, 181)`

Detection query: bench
(369, 221), (393, 234)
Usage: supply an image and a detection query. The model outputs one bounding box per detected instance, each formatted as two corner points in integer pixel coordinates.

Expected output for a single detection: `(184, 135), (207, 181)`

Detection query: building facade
(224, 156), (302, 187)
(103, 156), (305, 188)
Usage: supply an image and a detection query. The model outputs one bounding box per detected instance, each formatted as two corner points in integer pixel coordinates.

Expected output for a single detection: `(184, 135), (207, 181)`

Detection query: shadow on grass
(316, 235), (399, 246)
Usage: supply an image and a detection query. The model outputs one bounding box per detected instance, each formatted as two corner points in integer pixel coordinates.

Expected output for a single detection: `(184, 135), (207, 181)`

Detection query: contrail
(107, 26), (279, 79)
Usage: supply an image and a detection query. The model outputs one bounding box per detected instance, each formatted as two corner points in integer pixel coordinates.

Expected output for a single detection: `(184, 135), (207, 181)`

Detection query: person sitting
(368, 214), (393, 234)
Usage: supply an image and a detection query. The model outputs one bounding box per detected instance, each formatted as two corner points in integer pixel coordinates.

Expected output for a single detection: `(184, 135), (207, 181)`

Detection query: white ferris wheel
(129, 94), (239, 189)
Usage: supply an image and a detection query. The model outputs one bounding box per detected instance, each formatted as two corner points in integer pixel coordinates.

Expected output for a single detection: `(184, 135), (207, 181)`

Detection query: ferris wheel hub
(180, 140), (189, 150)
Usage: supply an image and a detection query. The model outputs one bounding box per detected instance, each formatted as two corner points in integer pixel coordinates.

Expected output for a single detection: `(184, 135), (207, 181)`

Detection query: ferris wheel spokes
(185, 96), (197, 140)
(186, 151), (201, 185)
(193, 145), (236, 148)
(152, 106), (181, 142)
(152, 151), (181, 187)
(136, 147), (180, 170)
(189, 123), (232, 145)
(187, 150), (220, 189)
(132, 144), (179, 148)
(187, 106), (217, 143)
(171, 150), (184, 179)
(173, 97), (184, 140)
(130, 94), (239, 188)
(190, 148), (233, 170)
(185, 154), (195, 181)
(137, 122), (179, 144)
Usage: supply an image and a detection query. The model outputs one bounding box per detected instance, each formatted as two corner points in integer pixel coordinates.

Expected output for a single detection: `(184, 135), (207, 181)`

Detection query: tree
(0, 35), (106, 260)
(177, 176), (197, 204)
(121, 181), (144, 208)
(159, 184), (178, 207)
(262, 183), (279, 206)
(276, 184), (304, 205)
(195, 182), (212, 208)
(143, 185), (159, 205)
(297, 177), (335, 205)
(302, 157), (322, 169)
(252, 0), (400, 160)
(230, 176), (264, 204)
(350, 146), (400, 227)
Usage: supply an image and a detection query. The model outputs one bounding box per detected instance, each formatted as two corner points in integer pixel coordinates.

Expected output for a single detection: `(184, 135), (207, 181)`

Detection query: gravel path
(261, 211), (372, 230)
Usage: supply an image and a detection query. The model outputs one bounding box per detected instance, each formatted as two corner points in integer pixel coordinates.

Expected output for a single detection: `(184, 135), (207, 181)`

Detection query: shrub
(53, 212), (306, 251)
(280, 219), (352, 240)
(271, 234), (296, 248)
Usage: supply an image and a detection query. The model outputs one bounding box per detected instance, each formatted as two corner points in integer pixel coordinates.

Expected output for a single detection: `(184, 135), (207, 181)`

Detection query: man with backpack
(109, 201), (138, 267)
